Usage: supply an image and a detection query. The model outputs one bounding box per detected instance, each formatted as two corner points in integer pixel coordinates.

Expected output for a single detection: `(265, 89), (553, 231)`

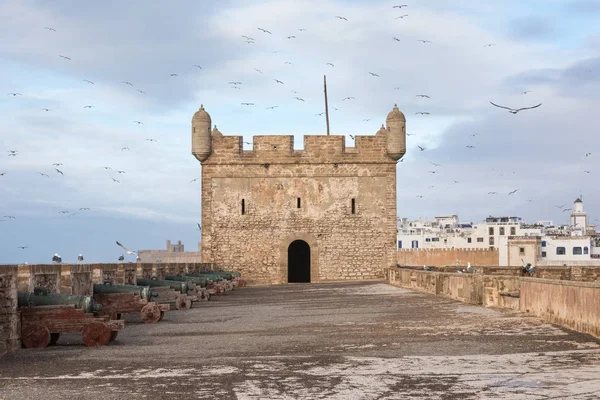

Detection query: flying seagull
(133, 121), (143, 124)
(393, 4), (408, 7)
(117, 170), (126, 174)
(241, 102), (255, 105)
(197, 223), (202, 231)
(466, 145), (475, 148)
(274, 79), (284, 84)
(326, 63), (335, 67)
(122, 81), (134, 86)
(369, 72), (379, 77)
(121, 147), (130, 151)
(522, 90), (532, 94)
(58, 55), (71, 60)
(116, 241), (138, 255)
(77, 254), (84, 262)
(83, 105), (94, 108)
(83, 79), (94, 84)
(257, 28), (272, 34)
(7, 93), (22, 96)
(393, 37), (400, 41)
(342, 96), (355, 101)
(294, 97), (305, 101)
(418, 40), (432, 43)
(508, 189), (519, 195)
(489, 101), (542, 114)
(484, 44), (496, 47)
(395, 15), (408, 19)
(286, 35), (296, 39)
(335, 16), (348, 20)
(41, 108), (51, 111)
(416, 94), (430, 98)
(170, 73), (178, 77)
(193, 64), (203, 69)
(79, 208), (90, 211)
(255, 69), (262, 74)
(190, 178), (199, 183)
(111, 178), (120, 183)
(417, 145), (426, 151)
(17, 246), (28, 249)
(55, 168), (64, 175)
(415, 112), (430, 115)
(585, 152), (591, 157)
(145, 138), (157, 142)
(242, 35), (254, 41)
(44, 27), (56, 31)
(266, 105), (279, 109)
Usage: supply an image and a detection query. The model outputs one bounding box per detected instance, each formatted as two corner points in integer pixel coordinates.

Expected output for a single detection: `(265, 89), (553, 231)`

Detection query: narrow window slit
(297, 198), (301, 208)
(241, 199), (245, 215)
(351, 198), (356, 214)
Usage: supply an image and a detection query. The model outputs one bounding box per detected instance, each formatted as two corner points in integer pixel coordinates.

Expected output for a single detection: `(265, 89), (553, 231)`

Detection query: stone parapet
(0, 266), (19, 356)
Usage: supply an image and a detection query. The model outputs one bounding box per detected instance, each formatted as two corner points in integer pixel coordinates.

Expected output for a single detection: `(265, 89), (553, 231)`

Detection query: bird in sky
(8, 150), (19, 156)
(58, 55), (71, 60)
(428, 171), (437, 174)
(563, 208), (572, 212)
(335, 16), (348, 21)
(197, 223), (202, 231)
(418, 39), (432, 43)
(257, 28), (271, 34)
(415, 112), (430, 115)
(241, 102), (255, 105)
(266, 106), (279, 109)
(133, 121), (143, 124)
(430, 162), (442, 167)
(44, 27), (56, 31)
(7, 93), (22, 96)
(363, 118), (371, 121)
(466, 145), (475, 148)
(508, 189), (519, 195)
(555, 204), (566, 209)
(138, 90), (146, 94)
(298, 28), (307, 31)
(584, 170), (591, 173)
(59, 210), (70, 214)
(17, 246), (28, 249)
(395, 15), (408, 19)
(121, 147), (130, 151)
(417, 145), (426, 151)
(286, 35), (296, 39)
(274, 79), (284, 84)
(489, 101), (542, 114)
(4, 215), (16, 219)
(585, 152), (591, 157)
(116, 241), (138, 255)
(416, 94), (430, 98)
(83, 79), (94, 84)
(193, 64), (203, 69)
(488, 192), (498, 195)
(229, 81), (242, 85)
(170, 73), (178, 77)
(393, 37), (400, 41)
(79, 208), (90, 211)
(54, 168), (64, 175)
(316, 112), (325, 116)
(342, 96), (355, 101)
(117, 170), (126, 174)
(522, 90), (532, 94)
(111, 178), (120, 183)
(241, 35), (254, 41)
(103, 166), (112, 170)
(83, 105), (94, 108)
(369, 72), (379, 77)
(255, 69), (262, 74)
(416, 195), (424, 198)
(294, 97), (305, 101)
(190, 178), (199, 183)
(41, 108), (51, 111)
(484, 44), (496, 47)
(122, 81), (134, 86)
(145, 138), (157, 142)
(327, 63), (335, 67)
(393, 4), (408, 8)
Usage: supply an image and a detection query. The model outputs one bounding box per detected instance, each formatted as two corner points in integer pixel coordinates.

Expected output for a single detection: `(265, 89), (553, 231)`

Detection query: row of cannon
(17, 270), (246, 348)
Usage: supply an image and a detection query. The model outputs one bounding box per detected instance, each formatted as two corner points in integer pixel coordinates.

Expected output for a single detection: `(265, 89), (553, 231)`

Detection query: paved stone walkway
(1, 281), (600, 399)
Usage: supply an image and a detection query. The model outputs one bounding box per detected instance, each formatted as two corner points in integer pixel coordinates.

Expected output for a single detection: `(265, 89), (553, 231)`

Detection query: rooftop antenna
(324, 74), (330, 135)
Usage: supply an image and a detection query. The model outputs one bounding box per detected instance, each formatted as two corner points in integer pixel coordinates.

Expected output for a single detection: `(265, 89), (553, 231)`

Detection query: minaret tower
(570, 198), (588, 230)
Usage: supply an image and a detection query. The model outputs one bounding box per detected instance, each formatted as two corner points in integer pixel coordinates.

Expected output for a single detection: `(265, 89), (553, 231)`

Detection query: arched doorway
(288, 240), (311, 283)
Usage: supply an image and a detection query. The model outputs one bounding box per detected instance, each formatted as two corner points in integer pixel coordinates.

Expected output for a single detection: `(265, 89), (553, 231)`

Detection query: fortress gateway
(191, 105), (407, 284)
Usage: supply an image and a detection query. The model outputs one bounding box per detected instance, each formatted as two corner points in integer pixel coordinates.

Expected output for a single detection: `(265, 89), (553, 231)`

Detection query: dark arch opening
(288, 240), (311, 283)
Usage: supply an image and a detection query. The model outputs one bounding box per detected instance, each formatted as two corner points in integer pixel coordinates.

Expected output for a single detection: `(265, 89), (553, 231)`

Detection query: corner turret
(192, 104), (212, 162)
(385, 104), (406, 161)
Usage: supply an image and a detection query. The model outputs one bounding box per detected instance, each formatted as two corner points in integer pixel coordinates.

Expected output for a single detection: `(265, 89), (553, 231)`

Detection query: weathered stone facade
(192, 105), (406, 284)
(0, 267), (19, 356)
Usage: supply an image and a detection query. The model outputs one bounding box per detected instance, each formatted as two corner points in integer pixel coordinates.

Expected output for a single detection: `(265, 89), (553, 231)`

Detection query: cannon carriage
(18, 288), (124, 348)
(92, 282), (170, 324)
(163, 275), (211, 301)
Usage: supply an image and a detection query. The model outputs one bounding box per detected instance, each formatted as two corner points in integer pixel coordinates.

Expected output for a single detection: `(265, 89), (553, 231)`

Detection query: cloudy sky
(1, 0), (599, 264)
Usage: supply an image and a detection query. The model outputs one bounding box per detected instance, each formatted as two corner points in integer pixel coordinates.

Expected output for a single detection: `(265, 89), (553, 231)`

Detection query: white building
(398, 198), (599, 265)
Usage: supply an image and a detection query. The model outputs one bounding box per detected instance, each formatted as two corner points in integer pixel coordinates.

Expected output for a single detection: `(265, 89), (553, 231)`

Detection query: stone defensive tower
(191, 104), (406, 284)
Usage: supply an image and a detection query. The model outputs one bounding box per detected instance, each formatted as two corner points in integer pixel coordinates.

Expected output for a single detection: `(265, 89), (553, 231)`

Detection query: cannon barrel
(164, 275), (207, 288)
(136, 278), (189, 294)
(93, 282), (154, 301)
(207, 271), (234, 280)
(186, 273), (224, 282)
(18, 291), (102, 313)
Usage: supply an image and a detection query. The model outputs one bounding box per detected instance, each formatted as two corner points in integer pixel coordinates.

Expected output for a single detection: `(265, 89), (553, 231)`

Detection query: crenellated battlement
(206, 133), (391, 165)
(192, 104), (406, 166)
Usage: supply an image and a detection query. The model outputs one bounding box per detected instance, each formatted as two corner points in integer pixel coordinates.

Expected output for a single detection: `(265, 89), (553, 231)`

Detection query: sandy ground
(1, 281), (600, 399)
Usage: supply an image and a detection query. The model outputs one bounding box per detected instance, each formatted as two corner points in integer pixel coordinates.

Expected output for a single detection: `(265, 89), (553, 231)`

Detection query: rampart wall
(387, 267), (600, 339)
(397, 248), (499, 267)
(0, 267), (19, 356)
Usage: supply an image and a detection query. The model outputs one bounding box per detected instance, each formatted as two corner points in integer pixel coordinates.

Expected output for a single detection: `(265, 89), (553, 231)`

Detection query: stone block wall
(0, 267), (19, 356)
(397, 248), (499, 268)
